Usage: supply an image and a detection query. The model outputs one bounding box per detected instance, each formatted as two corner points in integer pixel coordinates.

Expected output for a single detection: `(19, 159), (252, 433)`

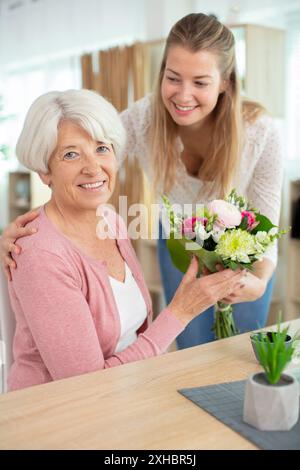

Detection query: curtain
(81, 42), (154, 250)
(80, 54), (94, 91)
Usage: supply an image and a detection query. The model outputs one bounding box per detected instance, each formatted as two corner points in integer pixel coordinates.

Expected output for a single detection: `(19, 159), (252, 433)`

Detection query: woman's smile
(78, 179), (108, 192)
(172, 102), (200, 116)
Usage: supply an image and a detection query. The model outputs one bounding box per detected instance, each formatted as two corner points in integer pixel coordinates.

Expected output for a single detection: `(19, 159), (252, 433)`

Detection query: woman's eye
(166, 76), (179, 82)
(96, 145), (110, 153)
(63, 151), (79, 160)
(195, 81), (208, 87)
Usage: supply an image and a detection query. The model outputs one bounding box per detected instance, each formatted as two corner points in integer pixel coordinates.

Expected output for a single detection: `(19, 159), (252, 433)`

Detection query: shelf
(10, 203), (30, 209)
(283, 179), (300, 320)
(8, 172), (31, 222)
(7, 170), (51, 223)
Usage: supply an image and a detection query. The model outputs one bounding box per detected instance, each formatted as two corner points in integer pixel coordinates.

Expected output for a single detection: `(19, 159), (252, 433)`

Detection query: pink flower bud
(208, 200), (242, 229)
(182, 217), (207, 237)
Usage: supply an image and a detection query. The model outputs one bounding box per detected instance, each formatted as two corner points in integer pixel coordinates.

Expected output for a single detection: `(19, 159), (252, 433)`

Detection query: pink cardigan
(8, 207), (185, 391)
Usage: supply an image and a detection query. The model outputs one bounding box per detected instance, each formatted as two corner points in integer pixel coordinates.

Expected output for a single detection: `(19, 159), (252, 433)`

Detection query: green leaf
(227, 261), (239, 270)
(166, 235), (192, 273)
(166, 233), (223, 274)
(193, 246), (223, 273)
(251, 214), (276, 234)
(223, 260), (252, 271)
(239, 215), (249, 231)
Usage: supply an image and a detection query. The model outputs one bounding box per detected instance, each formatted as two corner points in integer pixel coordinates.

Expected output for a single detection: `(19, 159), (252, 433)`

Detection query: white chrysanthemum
(255, 231), (271, 245)
(254, 241), (265, 254)
(215, 229), (257, 263)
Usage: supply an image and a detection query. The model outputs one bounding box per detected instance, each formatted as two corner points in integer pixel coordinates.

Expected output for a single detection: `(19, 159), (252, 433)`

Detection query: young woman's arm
(0, 210), (40, 280)
(221, 258), (275, 304)
(223, 116), (283, 304)
(247, 116), (283, 266)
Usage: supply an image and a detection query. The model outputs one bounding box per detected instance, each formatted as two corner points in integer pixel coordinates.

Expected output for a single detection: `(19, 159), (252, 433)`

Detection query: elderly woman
(7, 89), (243, 391)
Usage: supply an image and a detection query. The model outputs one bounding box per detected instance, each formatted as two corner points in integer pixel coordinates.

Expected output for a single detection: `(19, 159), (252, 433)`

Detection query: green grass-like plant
(252, 318), (296, 385)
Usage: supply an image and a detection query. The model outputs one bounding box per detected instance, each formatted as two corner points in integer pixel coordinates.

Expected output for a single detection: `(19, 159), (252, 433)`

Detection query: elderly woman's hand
(0, 210), (39, 281)
(168, 257), (245, 325)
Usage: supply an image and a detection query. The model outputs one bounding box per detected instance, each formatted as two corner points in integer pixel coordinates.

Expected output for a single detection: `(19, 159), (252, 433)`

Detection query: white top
(109, 262), (148, 353)
(120, 94), (283, 266)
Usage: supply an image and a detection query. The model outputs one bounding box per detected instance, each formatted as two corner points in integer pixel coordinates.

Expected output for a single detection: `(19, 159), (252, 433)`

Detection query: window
(0, 55), (81, 164)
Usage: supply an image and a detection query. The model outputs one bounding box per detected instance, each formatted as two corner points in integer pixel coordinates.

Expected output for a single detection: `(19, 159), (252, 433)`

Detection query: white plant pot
(243, 372), (299, 431)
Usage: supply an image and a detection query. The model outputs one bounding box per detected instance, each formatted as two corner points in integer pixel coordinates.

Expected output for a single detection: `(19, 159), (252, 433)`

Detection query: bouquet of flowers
(162, 189), (287, 339)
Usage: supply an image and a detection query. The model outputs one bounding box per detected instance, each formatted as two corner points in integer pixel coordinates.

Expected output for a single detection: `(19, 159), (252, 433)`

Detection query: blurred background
(0, 0), (299, 322)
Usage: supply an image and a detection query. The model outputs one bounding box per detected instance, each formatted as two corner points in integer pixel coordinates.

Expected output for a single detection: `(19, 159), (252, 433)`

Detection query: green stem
(212, 302), (239, 339)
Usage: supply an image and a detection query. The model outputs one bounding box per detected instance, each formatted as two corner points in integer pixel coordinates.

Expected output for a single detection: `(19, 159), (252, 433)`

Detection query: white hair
(16, 89), (127, 173)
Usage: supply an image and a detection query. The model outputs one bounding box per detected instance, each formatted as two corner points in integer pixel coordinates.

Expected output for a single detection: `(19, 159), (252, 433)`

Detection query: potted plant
(243, 321), (299, 431)
(250, 331), (293, 363)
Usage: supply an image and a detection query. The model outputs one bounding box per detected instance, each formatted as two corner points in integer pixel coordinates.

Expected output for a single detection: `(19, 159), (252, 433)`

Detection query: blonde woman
(1, 14), (282, 349)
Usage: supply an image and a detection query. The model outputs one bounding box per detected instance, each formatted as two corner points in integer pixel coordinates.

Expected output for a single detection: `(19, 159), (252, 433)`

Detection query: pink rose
(241, 210), (258, 231)
(182, 217), (207, 238)
(208, 199), (242, 228)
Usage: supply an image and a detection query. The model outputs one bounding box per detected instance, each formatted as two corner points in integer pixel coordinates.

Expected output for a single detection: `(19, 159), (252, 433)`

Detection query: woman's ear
(219, 79), (228, 94)
(38, 172), (51, 188)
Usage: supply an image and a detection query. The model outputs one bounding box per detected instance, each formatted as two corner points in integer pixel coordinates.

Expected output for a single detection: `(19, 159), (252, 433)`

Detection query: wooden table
(0, 320), (299, 450)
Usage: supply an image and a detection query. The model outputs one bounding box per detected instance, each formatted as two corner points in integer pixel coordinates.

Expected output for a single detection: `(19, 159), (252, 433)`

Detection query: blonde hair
(150, 13), (265, 198)
(16, 89), (126, 173)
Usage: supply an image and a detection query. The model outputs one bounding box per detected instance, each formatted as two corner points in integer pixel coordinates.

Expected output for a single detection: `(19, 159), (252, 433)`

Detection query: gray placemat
(178, 380), (300, 450)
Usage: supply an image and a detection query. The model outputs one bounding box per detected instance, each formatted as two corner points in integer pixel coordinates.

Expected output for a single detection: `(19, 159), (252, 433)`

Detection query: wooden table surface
(0, 319), (299, 450)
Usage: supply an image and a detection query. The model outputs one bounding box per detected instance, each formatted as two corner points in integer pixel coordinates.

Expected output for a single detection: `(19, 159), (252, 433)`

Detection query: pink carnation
(182, 216), (207, 237)
(208, 199), (242, 229)
(241, 210), (258, 231)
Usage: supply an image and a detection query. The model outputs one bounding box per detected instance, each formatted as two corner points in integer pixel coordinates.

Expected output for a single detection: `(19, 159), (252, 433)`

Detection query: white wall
(1, 0), (300, 70)
(144, 0), (194, 38)
(0, 0), (145, 68)
(0, 0), (195, 69)
(193, 0), (300, 26)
